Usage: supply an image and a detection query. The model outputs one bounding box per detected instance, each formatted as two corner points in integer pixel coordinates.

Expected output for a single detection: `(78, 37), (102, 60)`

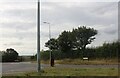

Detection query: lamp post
(43, 22), (51, 39)
(37, 0), (41, 72)
(43, 22), (53, 67)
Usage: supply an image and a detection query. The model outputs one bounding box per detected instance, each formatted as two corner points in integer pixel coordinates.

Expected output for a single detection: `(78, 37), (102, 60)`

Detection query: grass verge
(34, 58), (118, 65)
(3, 68), (118, 76)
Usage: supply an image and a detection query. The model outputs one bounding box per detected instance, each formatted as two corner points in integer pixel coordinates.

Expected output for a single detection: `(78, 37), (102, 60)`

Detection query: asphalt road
(2, 62), (118, 74)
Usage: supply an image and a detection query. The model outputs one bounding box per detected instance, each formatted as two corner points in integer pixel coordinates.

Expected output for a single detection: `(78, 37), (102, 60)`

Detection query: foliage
(40, 51), (50, 60)
(41, 41), (119, 60)
(42, 26), (119, 60)
(72, 26), (97, 50)
(94, 41), (119, 59)
(1, 48), (18, 62)
(45, 38), (59, 50)
(58, 31), (73, 52)
(40, 50), (65, 60)
(45, 26), (97, 55)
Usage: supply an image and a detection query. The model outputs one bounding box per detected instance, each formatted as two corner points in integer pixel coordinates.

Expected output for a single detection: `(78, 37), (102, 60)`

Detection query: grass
(2, 59), (119, 78)
(36, 58), (119, 65)
(3, 68), (118, 76)
(27, 68), (119, 76)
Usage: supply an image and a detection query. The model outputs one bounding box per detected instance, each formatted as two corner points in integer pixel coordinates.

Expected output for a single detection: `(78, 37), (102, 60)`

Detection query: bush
(40, 50), (65, 60)
(2, 48), (18, 62)
(41, 51), (50, 60)
(37, 41), (119, 60)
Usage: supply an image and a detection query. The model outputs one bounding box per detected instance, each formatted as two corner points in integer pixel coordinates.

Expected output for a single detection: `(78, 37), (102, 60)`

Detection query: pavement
(2, 62), (118, 74)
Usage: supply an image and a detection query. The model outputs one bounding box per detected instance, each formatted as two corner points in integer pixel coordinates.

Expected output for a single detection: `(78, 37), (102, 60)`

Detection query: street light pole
(37, 0), (41, 72)
(43, 22), (51, 39)
(43, 22), (53, 67)
(48, 23), (51, 39)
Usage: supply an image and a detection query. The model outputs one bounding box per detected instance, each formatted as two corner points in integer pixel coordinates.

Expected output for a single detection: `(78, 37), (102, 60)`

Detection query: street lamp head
(43, 22), (47, 23)
(43, 22), (50, 24)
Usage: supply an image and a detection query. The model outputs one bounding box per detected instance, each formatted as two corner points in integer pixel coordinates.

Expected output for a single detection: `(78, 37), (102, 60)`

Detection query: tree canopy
(45, 38), (59, 50)
(72, 26), (97, 50)
(45, 26), (97, 53)
(1, 48), (18, 62)
(58, 31), (73, 52)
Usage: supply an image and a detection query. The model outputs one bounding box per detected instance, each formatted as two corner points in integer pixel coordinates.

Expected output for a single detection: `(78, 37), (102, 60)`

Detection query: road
(2, 62), (118, 74)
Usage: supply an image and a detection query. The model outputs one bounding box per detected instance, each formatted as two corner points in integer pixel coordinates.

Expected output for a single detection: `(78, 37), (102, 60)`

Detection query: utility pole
(37, 0), (41, 72)
(43, 22), (54, 67)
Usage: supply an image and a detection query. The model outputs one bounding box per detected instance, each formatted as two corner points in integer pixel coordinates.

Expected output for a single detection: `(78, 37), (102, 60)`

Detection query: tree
(45, 38), (59, 50)
(95, 41), (119, 59)
(58, 31), (73, 52)
(45, 26), (97, 58)
(2, 48), (18, 62)
(72, 26), (97, 50)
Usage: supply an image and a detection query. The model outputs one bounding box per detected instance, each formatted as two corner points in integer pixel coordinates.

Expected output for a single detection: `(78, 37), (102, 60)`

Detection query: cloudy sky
(0, 0), (118, 55)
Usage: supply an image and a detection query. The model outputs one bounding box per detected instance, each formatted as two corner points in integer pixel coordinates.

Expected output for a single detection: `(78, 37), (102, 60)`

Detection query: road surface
(2, 62), (118, 74)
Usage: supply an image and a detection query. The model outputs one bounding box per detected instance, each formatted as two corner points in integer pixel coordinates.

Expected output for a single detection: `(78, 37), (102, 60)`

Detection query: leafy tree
(72, 26), (97, 50)
(45, 38), (59, 50)
(45, 26), (97, 58)
(94, 41), (119, 59)
(2, 48), (18, 62)
(58, 31), (73, 52)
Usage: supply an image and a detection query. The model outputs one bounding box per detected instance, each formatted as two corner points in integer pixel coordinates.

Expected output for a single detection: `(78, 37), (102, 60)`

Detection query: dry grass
(39, 58), (119, 65)
(3, 68), (118, 76)
(56, 58), (118, 65)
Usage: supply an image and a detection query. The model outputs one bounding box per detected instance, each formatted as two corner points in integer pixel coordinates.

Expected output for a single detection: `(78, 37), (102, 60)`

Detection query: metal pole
(48, 23), (52, 67)
(37, 0), (41, 72)
(49, 23), (51, 39)
(43, 22), (53, 67)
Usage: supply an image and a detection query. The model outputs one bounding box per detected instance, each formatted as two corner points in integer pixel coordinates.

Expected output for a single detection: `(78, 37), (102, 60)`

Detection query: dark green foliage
(40, 50), (65, 60)
(44, 26), (98, 59)
(58, 31), (73, 52)
(1, 76), (118, 78)
(45, 38), (59, 50)
(1, 48), (18, 62)
(94, 41), (119, 59)
(52, 50), (65, 60)
(44, 26), (119, 59)
(45, 26), (97, 56)
(72, 26), (97, 50)
(57, 26), (97, 52)
(41, 41), (119, 60)
(40, 51), (50, 60)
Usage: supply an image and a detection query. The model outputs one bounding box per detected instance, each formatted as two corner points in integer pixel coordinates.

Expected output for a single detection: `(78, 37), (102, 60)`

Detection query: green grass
(3, 68), (118, 76)
(31, 68), (118, 76)
(38, 58), (118, 65)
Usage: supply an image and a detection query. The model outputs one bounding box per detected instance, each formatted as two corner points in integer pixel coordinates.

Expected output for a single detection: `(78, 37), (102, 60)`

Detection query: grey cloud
(40, 31), (49, 37)
(0, 2), (118, 55)
(1, 22), (36, 31)
(41, 2), (117, 27)
(2, 31), (36, 40)
(1, 0), (36, 3)
(3, 42), (22, 46)
(5, 9), (36, 19)
(92, 2), (117, 14)
(2, 8), (37, 22)
(104, 29), (117, 34)
(118, 2), (120, 40)
(51, 31), (60, 38)
(2, 29), (50, 40)
(95, 23), (118, 35)
(41, 2), (118, 42)
(0, 4), (37, 32)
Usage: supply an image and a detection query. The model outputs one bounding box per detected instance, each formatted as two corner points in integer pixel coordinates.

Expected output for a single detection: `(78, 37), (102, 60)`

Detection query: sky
(0, 0), (119, 55)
